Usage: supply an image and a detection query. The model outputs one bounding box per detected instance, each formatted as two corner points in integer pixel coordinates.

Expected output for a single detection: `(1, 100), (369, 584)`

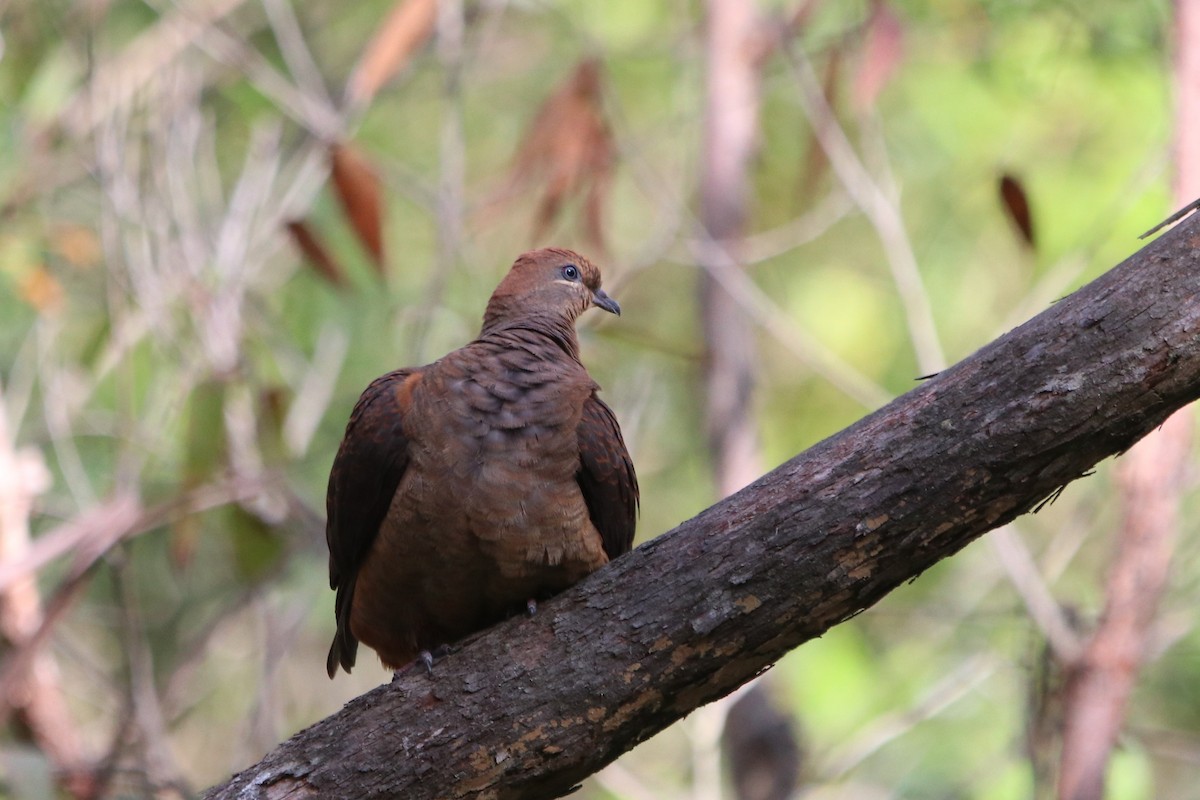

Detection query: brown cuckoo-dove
(325, 248), (638, 676)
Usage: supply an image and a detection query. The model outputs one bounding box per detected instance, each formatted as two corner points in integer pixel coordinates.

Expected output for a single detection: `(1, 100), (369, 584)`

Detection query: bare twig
(138, 0), (342, 139)
(990, 525), (1083, 664)
(1139, 196), (1200, 239)
(597, 46), (889, 409)
(782, 40), (945, 375)
(0, 494), (141, 595)
(60, 0), (253, 137)
(0, 475), (275, 599)
(735, 190), (854, 265)
(685, 242), (892, 409)
(261, 0), (336, 112)
(823, 654), (997, 779)
(282, 323), (350, 458)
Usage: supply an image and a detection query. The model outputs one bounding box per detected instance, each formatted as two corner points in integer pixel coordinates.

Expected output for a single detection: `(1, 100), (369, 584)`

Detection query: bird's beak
(592, 289), (621, 316)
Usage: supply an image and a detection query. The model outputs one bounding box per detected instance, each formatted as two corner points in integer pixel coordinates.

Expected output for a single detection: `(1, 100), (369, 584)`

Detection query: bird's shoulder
(429, 329), (595, 411)
(326, 367), (423, 585)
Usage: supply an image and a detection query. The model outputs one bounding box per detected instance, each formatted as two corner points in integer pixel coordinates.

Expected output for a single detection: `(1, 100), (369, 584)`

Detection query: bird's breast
(390, 354), (603, 575)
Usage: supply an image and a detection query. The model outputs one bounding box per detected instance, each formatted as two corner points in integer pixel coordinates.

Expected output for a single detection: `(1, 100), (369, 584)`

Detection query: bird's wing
(576, 393), (639, 560)
(325, 368), (417, 676)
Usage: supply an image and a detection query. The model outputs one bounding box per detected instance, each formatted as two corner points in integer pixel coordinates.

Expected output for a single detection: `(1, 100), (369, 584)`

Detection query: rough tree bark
(207, 215), (1200, 800)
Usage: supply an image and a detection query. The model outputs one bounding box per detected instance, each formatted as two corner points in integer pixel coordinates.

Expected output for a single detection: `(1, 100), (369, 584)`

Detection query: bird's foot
(397, 644), (457, 678)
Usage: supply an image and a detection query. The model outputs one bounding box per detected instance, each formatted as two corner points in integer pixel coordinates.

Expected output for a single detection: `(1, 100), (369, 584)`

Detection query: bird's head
(483, 248), (620, 332)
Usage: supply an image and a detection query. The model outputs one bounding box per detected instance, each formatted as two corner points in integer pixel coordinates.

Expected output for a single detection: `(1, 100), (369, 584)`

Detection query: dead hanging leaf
(257, 385), (289, 464)
(853, 0), (905, 111)
(344, 0), (437, 111)
(329, 143), (386, 272)
(502, 58), (616, 253)
(51, 224), (101, 269)
(286, 219), (348, 288)
(170, 514), (202, 571)
(17, 266), (63, 313)
(998, 172), (1036, 248)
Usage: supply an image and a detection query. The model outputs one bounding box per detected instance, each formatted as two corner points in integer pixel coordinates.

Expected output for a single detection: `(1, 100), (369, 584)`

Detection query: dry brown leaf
(51, 224), (101, 269)
(853, 0), (905, 111)
(17, 267), (63, 313)
(329, 142), (386, 272)
(998, 173), (1036, 248)
(507, 59), (616, 253)
(344, 0), (437, 111)
(286, 219), (348, 287)
(170, 515), (201, 570)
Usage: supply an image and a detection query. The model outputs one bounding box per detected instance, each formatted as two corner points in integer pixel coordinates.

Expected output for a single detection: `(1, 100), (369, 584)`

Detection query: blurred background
(0, 0), (1194, 797)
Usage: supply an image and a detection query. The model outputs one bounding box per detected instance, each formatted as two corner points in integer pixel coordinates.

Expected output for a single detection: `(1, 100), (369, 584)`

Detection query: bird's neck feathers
(479, 301), (582, 361)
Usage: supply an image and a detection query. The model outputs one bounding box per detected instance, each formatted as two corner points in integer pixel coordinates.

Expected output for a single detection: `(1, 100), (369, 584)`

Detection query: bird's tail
(326, 578), (360, 678)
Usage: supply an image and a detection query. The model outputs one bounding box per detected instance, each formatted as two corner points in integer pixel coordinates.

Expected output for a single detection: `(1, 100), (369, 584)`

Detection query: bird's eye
(561, 264), (580, 281)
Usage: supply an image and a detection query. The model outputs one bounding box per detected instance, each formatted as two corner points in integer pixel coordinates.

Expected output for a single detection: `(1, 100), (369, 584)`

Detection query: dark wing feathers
(325, 368), (414, 677)
(576, 394), (639, 560)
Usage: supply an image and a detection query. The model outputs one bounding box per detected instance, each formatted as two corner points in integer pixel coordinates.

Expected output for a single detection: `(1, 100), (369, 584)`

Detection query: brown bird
(325, 248), (638, 677)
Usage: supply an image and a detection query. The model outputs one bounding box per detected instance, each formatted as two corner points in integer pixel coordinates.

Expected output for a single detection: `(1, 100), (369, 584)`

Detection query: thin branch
(36, 321), (98, 508)
(684, 242), (892, 409)
(0, 476), (274, 597)
(782, 40), (945, 375)
(735, 190), (854, 266)
(282, 323), (350, 458)
(260, 0), (336, 111)
(822, 654), (997, 779)
(60, 0), (253, 137)
(989, 525), (1083, 664)
(140, 0), (343, 139)
(610, 105), (890, 408)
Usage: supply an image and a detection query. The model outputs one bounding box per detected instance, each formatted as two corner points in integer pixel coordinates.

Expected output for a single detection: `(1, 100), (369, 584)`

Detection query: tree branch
(206, 214), (1200, 800)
